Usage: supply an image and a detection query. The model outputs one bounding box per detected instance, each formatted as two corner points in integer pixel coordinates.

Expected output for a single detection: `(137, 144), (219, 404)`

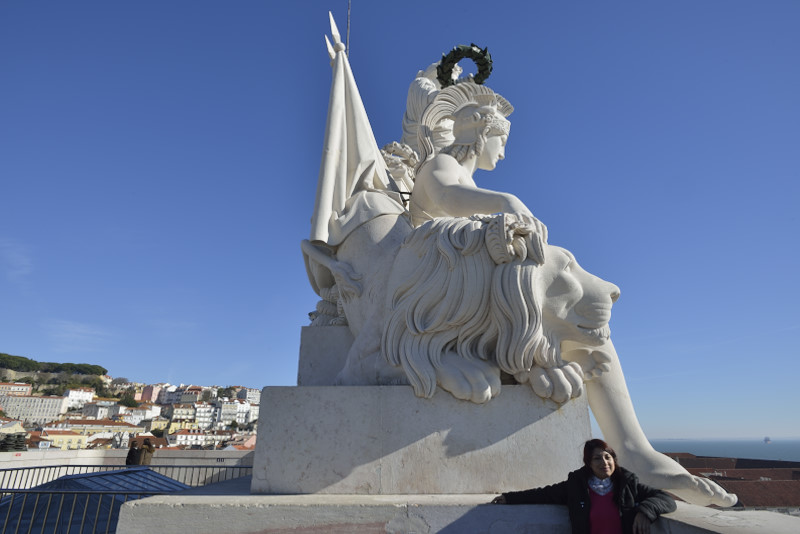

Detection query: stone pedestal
(251, 384), (591, 495)
(297, 325), (352, 385)
(117, 494), (800, 534)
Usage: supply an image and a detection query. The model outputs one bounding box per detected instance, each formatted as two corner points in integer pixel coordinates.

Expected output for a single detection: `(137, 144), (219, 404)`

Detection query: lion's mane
(381, 216), (562, 399)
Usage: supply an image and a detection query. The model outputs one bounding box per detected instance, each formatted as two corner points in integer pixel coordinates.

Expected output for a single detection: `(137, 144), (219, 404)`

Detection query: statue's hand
(515, 362), (584, 404)
(501, 211), (548, 264)
(513, 210), (548, 245)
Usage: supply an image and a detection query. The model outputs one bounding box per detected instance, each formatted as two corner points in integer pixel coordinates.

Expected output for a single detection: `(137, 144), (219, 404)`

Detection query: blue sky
(1, 1), (798, 439)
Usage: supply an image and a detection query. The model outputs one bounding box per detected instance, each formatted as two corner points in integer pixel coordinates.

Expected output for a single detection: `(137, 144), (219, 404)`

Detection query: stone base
(297, 325), (352, 385)
(117, 493), (800, 534)
(251, 384), (591, 495)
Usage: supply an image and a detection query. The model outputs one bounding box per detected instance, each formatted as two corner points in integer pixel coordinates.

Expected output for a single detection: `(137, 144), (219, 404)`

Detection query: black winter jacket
(500, 466), (676, 534)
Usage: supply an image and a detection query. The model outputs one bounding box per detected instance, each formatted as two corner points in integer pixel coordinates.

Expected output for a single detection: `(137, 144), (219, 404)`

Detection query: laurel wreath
(436, 44), (493, 88)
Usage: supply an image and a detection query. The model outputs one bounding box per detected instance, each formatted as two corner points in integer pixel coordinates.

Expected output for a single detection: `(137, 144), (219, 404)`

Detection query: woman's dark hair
(583, 438), (617, 467)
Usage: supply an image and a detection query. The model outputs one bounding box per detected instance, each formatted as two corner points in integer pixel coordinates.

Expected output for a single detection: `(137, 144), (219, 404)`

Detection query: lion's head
(381, 214), (620, 403)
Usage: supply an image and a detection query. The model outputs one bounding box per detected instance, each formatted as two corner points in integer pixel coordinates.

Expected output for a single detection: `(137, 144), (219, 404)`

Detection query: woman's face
(589, 448), (616, 479)
(477, 134), (507, 171)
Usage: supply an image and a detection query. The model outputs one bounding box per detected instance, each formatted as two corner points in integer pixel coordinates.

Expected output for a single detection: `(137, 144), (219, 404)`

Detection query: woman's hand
(632, 511), (651, 534)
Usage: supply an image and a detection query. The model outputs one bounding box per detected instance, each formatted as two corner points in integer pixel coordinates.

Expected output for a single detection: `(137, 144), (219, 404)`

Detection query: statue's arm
(418, 157), (532, 218)
(583, 340), (737, 507)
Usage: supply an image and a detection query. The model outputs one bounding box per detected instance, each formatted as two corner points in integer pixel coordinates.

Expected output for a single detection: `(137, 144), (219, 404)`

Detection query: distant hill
(0, 352), (107, 377)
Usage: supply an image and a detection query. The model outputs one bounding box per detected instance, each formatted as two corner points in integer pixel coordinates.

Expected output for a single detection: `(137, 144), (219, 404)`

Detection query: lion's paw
(435, 353), (501, 404)
(515, 362), (584, 404)
(671, 473), (738, 507)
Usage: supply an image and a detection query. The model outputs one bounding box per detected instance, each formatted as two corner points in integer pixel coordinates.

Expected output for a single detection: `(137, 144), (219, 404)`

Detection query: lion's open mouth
(578, 324), (611, 340)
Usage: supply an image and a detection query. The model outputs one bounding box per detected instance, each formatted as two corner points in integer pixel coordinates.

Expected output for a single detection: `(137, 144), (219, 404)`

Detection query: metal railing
(0, 464), (253, 533)
(0, 464), (252, 492)
(0, 490), (168, 534)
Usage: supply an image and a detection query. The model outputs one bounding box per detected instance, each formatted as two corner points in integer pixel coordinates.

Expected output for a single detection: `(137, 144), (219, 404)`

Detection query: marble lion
(380, 213), (735, 507)
(383, 213), (617, 406)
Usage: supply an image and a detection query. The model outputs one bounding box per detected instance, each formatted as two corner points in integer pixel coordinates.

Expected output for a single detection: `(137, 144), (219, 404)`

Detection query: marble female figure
(409, 80), (547, 250)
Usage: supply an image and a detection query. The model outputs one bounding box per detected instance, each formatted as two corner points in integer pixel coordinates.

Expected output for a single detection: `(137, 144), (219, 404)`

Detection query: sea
(649, 438), (800, 463)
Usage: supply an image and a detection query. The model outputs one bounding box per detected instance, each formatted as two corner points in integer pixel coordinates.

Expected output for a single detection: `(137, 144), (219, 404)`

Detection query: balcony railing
(0, 464), (252, 491)
(1, 490), (167, 534)
(0, 464), (253, 533)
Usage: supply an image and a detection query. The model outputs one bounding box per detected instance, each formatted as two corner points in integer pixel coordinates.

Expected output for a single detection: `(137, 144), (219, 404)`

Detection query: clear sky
(1, 1), (798, 440)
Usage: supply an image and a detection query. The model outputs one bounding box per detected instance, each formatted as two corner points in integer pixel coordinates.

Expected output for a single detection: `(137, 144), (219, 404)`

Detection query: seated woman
(409, 80), (547, 246)
(492, 439), (676, 534)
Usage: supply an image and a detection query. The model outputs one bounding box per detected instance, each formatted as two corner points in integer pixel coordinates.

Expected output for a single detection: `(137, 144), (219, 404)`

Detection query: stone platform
(117, 490), (800, 534)
(251, 384), (591, 495)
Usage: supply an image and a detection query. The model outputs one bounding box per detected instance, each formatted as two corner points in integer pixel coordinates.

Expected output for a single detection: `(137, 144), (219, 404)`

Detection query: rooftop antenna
(346, 0), (351, 56)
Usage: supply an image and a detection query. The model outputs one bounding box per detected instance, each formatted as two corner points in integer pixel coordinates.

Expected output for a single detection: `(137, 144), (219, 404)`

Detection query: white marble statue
(301, 14), (737, 507)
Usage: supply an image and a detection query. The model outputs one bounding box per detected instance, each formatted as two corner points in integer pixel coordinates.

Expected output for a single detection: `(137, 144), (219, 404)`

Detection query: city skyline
(2, 2), (799, 440)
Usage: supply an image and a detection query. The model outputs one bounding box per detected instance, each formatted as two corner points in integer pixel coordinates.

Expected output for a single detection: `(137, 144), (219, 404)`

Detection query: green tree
(0, 353), (39, 372)
(218, 387), (235, 399)
(118, 395), (139, 408)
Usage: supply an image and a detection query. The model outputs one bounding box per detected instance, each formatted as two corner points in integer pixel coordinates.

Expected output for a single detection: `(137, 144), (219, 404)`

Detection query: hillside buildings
(0, 379), (260, 452)
(0, 394), (69, 424)
(65, 387), (95, 409)
(0, 382), (33, 396)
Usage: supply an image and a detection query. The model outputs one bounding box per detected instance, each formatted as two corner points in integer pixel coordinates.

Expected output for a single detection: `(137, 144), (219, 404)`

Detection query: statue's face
(477, 134), (507, 171)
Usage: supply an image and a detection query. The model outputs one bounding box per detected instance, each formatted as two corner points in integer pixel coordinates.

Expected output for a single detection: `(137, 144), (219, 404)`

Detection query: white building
(194, 402), (215, 430)
(0, 382), (33, 396)
(65, 388), (95, 410)
(0, 395), (69, 425)
(236, 387), (261, 405)
(213, 399), (251, 429)
(82, 400), (117, 419)
(156, 384), (180, 405)
(248, 404), (259, 425)
(169, 428), (232, 449)
(113, 403), (161, 426)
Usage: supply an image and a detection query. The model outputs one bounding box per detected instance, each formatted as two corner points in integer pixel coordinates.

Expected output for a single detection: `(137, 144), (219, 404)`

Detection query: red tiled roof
(715, 480), (800, 507)
(40, 430), (81, 436)
(45, 418), (138, 428)
(667, 456), (738, 470)
(687, 467), (800, 481)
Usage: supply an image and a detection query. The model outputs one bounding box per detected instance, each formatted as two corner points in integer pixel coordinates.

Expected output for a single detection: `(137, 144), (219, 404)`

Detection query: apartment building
(0, 382), (33, 397)
(236, 387), (262, 405)
(45, 418), (144, 437)
(82, 400), (117, 419)
(168, 428), (232, 449)
(65, 388), (95, 410)
(194, 402), (215, 429)
(140, 384), (162, 403)
(0, 395), (68, 425)
(30, 429), (88, 450)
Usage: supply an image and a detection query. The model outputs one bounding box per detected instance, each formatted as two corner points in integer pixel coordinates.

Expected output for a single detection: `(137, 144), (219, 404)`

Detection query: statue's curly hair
(416, 81), (513, 173)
